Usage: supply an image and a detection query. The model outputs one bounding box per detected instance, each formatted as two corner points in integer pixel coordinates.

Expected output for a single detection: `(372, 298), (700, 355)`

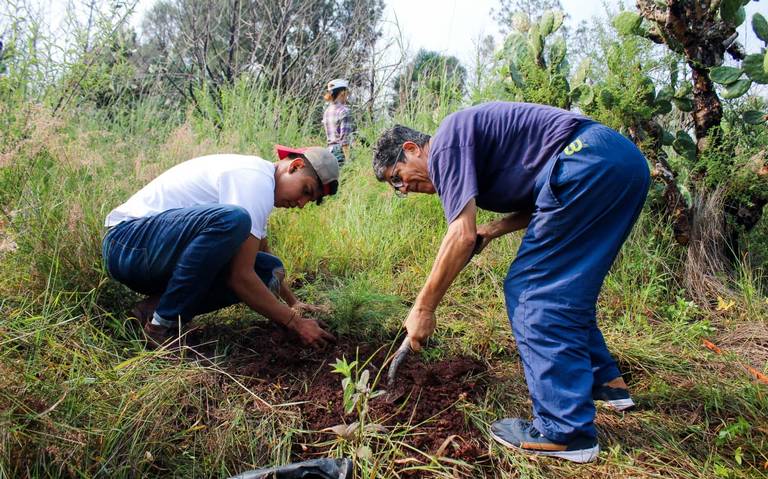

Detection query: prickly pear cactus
(492, 10), (572, 109)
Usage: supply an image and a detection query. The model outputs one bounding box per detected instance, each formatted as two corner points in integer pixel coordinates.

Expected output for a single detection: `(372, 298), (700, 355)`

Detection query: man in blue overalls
(372, 102), (649, 463)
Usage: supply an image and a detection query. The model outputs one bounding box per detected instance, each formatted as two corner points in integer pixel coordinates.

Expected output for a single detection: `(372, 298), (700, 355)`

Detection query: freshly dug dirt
(188, 322), (488, 463)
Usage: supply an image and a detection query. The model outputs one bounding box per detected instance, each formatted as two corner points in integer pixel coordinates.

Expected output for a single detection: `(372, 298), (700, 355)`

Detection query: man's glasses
(389, 147), (407, 198)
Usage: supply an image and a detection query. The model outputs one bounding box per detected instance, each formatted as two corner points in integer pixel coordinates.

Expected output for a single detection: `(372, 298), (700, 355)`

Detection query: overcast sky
(41, 0), (766, 69)
(381, 0), (764, 66)
(124, 0), (620, 64)
(383, 0), (614, 65)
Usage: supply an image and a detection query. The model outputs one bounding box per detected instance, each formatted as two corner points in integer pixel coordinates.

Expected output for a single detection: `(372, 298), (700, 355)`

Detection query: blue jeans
(504, 123), (650, 443)
(102, 204), (284, 323)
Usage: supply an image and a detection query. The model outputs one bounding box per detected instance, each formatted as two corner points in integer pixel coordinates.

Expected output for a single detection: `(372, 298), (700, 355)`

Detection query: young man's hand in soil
(228, 236), (335, 349)
(288, 314), (336, 348)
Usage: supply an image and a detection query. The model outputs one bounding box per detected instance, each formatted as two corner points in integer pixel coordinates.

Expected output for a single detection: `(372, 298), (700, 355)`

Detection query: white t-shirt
(105, 154), (275, 239)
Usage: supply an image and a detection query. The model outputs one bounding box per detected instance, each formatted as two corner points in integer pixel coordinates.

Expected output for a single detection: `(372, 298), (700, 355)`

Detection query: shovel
(385, 234), (485, 389)
(386, 336), (413, 388)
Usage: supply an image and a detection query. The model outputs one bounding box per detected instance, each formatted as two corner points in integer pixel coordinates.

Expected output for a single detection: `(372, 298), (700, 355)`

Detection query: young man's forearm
(229, 236), (296, 326)
(228, 271), (296, 326)
(255, 237), (297, 306)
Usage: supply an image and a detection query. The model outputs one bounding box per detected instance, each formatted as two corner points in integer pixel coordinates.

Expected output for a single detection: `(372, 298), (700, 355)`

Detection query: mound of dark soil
(188, 322), (488, 463)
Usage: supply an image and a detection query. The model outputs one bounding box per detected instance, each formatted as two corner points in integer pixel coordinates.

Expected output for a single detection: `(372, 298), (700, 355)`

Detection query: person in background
(322, 78), (353, 166)
(103, 145), (338, 350)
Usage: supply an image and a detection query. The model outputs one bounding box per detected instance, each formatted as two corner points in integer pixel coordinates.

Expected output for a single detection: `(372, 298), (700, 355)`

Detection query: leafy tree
(625, 2), (768, 234)
(610, 1), (768, 301)
(139, 0), (385, 112)
(59, 26), (144, 112)
(391, 49), (466, 112)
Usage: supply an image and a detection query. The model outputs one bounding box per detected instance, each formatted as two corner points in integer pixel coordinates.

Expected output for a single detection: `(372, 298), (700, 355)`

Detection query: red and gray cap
(275, 145), (339, 204)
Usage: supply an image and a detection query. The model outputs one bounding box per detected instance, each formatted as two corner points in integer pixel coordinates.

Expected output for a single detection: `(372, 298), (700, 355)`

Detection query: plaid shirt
(322, 101), (352, 146)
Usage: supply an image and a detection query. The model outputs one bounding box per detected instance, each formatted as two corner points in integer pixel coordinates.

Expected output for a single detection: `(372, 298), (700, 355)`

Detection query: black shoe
(592, 383), (635, 411)
(490, 418), (599, 463)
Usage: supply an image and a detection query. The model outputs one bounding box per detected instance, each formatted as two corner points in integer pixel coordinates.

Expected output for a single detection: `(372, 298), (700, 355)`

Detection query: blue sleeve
(430, 145), (478, 224)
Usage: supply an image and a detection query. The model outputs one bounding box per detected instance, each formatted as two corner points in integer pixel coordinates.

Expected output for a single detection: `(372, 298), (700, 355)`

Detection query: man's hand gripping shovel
(384, 234), (484, 400)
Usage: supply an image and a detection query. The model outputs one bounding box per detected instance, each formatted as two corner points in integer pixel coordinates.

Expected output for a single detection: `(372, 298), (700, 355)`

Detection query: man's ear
(402, 141), (419, 155)
(288, 157), (306, 173)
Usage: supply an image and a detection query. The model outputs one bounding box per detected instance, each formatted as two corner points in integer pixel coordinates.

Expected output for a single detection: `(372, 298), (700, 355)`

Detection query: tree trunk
(690, 65), (722, 155)
(633, 120), (692, 245)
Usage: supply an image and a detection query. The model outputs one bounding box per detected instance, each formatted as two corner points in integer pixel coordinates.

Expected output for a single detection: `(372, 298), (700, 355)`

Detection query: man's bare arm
(478, 211), (532, 240)
(415, 199), (478, 312)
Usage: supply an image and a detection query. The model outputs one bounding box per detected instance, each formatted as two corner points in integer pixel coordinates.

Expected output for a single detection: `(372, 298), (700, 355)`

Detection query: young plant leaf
(672, 130), (696, 161)
(508, 61), (525, 88)
(673, 97), (694, 112)
(674, 82), (692, 98)
(764, 51), (768, 76)
(572, 58), (591, 86)
(512, 12), (531, 33)
(570, 84), (594, 106)
(551, 11), (565, 33)
(654, 99), (673, 115)
(661, 129), (675, 146)
(540, 11), (555, 37)
(529, 29), (544, 60)
(716, 296), (736, 311)
(356, 369), (370, 392)
(599, 89), (616, 108)
(720, 0), (745, 26)
(655, 86), (674, 103)
(549, 37), (567, 69)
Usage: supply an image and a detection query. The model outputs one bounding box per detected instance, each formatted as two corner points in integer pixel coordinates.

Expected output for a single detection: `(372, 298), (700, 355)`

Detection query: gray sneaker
(490, 418), (599, 463)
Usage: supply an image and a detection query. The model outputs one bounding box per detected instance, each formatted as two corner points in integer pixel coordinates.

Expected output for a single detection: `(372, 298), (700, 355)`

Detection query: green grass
(1, 88), (767, 478)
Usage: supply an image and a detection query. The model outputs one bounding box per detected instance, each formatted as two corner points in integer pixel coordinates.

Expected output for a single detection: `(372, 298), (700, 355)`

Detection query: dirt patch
(188, 322), (488, 463)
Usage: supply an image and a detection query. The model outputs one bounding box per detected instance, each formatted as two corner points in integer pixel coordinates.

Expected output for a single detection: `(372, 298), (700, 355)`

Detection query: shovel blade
(386, 337), (412, 387)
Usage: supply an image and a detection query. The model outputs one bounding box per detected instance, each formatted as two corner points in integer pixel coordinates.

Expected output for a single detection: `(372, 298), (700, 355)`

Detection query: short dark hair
(372, 124), (431, 181)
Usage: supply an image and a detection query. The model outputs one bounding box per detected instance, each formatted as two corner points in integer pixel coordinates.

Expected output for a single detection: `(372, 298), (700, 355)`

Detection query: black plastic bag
(228, 458), (352, 479)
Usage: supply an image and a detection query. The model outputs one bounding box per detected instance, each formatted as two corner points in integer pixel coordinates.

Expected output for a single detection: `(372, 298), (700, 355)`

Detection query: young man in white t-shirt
(102, 145), (338, 348)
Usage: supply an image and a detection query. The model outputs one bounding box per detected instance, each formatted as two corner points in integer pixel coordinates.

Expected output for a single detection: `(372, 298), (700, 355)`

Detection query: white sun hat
(327, 78), (349, 91)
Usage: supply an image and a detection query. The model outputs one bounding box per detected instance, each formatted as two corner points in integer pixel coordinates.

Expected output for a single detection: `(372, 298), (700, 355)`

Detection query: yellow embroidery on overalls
(564, 139), (584, 156)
